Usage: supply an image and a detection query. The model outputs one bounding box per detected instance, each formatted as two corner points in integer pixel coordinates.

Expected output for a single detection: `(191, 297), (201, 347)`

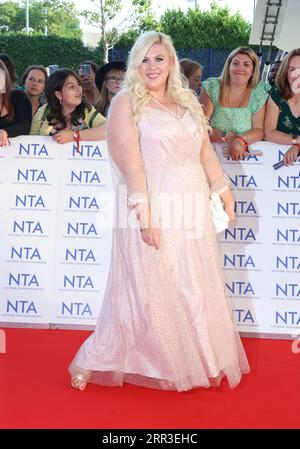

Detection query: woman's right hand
(220, 188), (235, 222)
(0, 129), (10, 147)
(52, 129), (73, 144)
(228, 138), (248, 161)
(224, 203), (235, 222)
(140, 228), (160, 250)
(80, 76), (94, 90)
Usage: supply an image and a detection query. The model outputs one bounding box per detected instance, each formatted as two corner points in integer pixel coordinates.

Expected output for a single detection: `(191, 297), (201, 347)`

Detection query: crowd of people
(1, 34), (300, 394)
(1, 45), (300, 165)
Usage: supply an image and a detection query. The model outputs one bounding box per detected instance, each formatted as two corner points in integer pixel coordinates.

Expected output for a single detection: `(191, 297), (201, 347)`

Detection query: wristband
(235, 134), (248, 149)
(127, 196), (148, 207)
(73, 129), (80, 153)
(216, 185), (229, 195)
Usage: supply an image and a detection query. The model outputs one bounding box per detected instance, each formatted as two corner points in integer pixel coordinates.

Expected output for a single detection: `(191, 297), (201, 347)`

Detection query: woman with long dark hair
(30, 68), (105, 143)
(0, 53), (17, 88)
(22, 65), (48, 116)
(0, 60), (32, 147)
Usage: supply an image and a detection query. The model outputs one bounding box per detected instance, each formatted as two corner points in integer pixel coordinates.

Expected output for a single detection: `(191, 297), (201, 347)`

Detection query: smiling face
(229, 53), (254, 85)
(55, 75), (83, 109)
(287, 55), (300, 94)
(25, 69), (46, 97)
(138, 43), (173, 93)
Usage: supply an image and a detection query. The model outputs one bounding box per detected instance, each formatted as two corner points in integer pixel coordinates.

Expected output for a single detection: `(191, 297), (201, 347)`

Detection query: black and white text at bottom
(101, 432), (199, 445)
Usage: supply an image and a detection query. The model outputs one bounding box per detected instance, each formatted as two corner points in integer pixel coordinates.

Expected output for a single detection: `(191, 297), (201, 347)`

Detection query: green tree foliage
(81, 0), (123, 63)
(0, 35), (100, 81)
(132, 0), (158, 32)
(0, 0), (82, 38)
(81, 0), (157, 62)
(116, 0), (159, 48)
(119, 2), (251, 50)
(0, 0), (251, 82)
(0, 1), (19, 32)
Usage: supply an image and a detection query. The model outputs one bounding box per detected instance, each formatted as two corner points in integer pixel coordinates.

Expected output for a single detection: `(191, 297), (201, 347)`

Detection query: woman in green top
(264, 48), (300, 166)
(199, 47), (269, 161)
(30, 68), (106, 143)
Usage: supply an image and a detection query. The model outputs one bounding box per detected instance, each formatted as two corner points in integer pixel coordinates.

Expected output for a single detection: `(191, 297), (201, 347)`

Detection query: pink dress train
(68, 94), (250, 391)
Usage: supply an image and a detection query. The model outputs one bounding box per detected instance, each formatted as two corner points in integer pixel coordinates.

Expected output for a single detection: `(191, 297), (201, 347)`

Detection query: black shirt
(0, 90), (32, 137)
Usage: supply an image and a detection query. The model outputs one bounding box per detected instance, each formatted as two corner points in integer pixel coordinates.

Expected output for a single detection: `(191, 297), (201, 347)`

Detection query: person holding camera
(77, 60), (99, 106)
(30, 68), (106, 143)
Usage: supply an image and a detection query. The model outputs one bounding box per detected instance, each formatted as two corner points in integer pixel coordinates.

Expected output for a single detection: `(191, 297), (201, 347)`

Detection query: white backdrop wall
(0, 136), (113, 327)
(0, 137), (299, 337)
(215, 141), (300, 337)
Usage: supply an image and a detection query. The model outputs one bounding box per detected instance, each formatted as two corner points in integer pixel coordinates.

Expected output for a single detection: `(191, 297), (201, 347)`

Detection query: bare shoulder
(107, 90), (135, 127)
(110, 90), (132, 111)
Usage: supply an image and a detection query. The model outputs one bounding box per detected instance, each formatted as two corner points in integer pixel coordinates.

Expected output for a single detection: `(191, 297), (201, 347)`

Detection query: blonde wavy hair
(123, 31), (206, 131)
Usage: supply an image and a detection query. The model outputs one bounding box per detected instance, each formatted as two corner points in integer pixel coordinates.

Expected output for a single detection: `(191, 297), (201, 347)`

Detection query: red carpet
(0, 328), (299, 429)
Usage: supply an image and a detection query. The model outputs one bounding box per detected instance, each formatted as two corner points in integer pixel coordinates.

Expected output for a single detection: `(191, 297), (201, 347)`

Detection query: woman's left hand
(283, 145), (299, 166)
(52, 129), (73, 144)
(0, 129), (10, 147)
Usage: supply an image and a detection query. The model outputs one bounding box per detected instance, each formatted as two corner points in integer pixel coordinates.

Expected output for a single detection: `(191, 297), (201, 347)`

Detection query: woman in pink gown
(69, 31), (250, 392)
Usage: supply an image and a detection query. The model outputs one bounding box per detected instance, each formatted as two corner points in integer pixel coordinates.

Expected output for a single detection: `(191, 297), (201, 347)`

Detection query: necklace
(151, 97), (180, 119)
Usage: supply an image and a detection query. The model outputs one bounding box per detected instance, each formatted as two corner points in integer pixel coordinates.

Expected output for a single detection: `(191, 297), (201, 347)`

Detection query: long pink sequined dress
(69, 93), (250, 391)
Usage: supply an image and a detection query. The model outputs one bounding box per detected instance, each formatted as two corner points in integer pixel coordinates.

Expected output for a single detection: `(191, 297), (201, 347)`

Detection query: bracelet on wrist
(128, 197), (148, 207)
(73, 129), (80, 153)
(216, 186), (229, 195)
(291, 134), (298, 145)
(235, 134), (248, 149)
